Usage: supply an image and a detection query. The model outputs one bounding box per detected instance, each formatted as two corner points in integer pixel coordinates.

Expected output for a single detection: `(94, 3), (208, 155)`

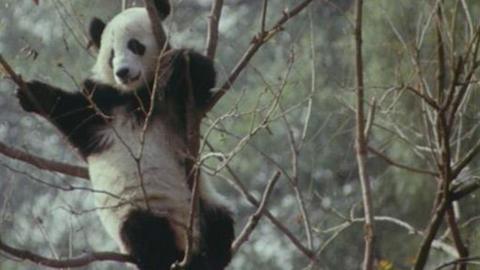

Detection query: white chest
(86, 115), (192, 247)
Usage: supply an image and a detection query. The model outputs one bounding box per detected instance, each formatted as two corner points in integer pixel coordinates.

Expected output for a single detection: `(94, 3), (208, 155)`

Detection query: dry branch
(0, 54), (89, 179)
(413, 199), (449, 270)
(0, 54), (27, 90)
(205, 0), (224, 59)
(368, 146), (437, 176)
(0, 141), (88, 179)
(0, 238), (134, 268)
(202, 0), (314, 113)
(231, 171), (281, 253)
(143, 0), (168, 47)
(353, 0), (375, 269)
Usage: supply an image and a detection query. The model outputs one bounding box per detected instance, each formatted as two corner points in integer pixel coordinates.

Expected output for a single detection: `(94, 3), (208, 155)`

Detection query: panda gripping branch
(15, 1), (234, 270)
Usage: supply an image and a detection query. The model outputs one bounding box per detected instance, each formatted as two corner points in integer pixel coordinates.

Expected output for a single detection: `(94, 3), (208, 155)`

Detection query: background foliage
(1, 0), (480, 269)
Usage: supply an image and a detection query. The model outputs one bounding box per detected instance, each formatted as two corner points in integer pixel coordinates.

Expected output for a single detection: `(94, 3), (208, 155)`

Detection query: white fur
(88, 111), (199, 251)
(91, 8), (167, 92)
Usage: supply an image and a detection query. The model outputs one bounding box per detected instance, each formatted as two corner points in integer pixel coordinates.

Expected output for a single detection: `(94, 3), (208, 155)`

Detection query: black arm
(165, 49), (216, 108)
(17, 80), (110, 157)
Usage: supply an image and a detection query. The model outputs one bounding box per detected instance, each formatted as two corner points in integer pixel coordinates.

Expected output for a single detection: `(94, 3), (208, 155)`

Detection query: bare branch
(204, 143), (315, 259)
(143, 0), (169, 48)
(205, 0), (224, 59)
(368, 146), (437, 176)
(172, 52), (202, 269)
(0, 141), (88, 179)
(434, 256), (480, 270)
(260, 0), (268, 33)
(0, 54), (27, 90)
(413, 199), (449, 270)
(0, 238), (134, 269)
(202, 0), (315, 113)
(353, 0), (375, 268)
(231, 171), (281, 253)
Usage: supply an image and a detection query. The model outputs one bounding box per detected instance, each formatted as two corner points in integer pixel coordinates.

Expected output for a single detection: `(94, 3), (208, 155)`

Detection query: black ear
(89, 17), (106, 48)
(154, 0), (171, 19)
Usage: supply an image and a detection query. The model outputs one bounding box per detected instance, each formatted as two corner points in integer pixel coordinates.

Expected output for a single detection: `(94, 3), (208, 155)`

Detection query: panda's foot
(120, 210), (183, 270)
(201, 203), (234, 270)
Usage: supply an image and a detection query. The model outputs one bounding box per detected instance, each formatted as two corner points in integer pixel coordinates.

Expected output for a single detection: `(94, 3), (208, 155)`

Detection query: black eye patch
(108, 49), (114, 68)
(127, 39), (146, 56)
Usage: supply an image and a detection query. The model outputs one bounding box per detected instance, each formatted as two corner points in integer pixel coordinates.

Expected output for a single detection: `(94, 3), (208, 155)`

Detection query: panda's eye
(109, 49), (114, 68)
(127, 39), (146, 56)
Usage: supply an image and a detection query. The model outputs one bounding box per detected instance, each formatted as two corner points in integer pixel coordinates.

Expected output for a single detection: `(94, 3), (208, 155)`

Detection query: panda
(15, 1), (234, 270)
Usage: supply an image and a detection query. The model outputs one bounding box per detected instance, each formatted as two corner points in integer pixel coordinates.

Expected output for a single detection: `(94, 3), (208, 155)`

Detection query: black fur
(89, 17), (106, 48)
(16, 50), (214, 159)
(17, 80), (152, 157)
(166, 50), (215, 108)
(154, 0), (171, 19)
(121, 210), (183, 270)
(120, 204), (234, 270)
(200, 201), (235, 270)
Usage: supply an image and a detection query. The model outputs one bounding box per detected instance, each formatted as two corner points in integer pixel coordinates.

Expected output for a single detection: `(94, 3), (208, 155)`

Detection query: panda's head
(89, 4), (170, 92)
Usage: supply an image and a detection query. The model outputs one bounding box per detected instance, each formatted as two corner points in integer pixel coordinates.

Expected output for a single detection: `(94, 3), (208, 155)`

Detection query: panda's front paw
(16, 80), (46, 113)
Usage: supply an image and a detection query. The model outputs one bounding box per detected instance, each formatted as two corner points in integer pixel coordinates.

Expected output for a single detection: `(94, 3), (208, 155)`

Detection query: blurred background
(1, 0), (480, 269)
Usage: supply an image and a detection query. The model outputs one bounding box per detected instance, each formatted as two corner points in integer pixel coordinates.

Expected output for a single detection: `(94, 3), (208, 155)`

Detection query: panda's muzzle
(116, 68), (141, 84)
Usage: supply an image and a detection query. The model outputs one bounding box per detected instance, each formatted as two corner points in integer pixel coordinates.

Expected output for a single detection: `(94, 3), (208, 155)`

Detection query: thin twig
(260, 0), (268, 33)
(0, 54), (27, 90)
(434, 256), (480, 270)
(204, 143), (315, 259)
(172, 52), (202, 269)
(231, 171), (281, 253)
(368, 146), (437, 176)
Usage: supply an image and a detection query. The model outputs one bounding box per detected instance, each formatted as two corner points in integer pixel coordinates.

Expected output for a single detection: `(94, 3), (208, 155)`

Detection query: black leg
(200, 202), (235, 270)
(120, 210), (183, 270)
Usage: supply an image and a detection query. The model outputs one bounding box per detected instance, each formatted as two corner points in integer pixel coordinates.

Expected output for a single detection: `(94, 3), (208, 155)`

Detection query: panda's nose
(116, 68), (130, 80)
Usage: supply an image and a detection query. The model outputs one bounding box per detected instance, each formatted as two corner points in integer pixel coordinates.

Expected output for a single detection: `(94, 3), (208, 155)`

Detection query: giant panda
(15, 1), (234, 270)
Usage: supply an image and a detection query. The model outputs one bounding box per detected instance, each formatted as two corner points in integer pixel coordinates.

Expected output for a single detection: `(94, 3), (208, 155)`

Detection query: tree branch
(231, 171), (281, 253)
(354, 0), (375, 269)
(413, 198), (449, 270)
(205, 0), (224, 59)
(201, 0), (314, 113)
(0, 54), (27, 90)
(368, 146), (437, 176)
(0, 141), (88, 179)
(143, 0), (169, 48)
(0, 238), (134, 269)
(0, 54), (89, 180)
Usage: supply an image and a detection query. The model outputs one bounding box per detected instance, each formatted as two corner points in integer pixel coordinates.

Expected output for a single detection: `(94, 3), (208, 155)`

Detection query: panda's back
(87, 111), (192, 249)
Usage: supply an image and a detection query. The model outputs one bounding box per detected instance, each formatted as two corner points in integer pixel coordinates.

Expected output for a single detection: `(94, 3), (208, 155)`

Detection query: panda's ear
(89, 17), (106, 48)
(154, 0), (171, 19)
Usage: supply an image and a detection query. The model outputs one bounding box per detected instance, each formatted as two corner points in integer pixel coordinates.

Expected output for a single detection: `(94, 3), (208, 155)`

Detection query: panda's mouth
(119, 72), (141, 84)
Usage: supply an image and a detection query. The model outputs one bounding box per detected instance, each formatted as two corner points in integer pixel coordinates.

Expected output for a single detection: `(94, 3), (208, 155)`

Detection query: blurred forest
(1, 0), (480, 269)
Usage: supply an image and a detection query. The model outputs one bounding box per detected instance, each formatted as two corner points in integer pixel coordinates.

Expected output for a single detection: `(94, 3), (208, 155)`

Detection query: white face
(91, 8), (167, 92)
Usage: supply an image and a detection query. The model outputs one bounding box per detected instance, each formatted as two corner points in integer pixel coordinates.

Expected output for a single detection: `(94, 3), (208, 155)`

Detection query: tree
(2, 0), (480, 270)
